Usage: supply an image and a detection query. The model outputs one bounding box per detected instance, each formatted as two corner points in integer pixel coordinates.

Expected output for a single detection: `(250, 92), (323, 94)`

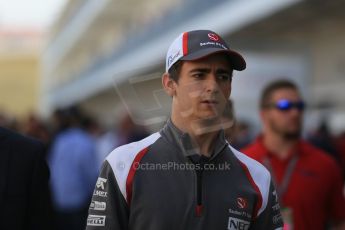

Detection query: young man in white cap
(86, 30), (283, 230)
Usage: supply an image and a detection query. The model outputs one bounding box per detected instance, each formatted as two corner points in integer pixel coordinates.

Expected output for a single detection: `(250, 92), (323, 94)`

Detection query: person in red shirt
(241, 79), (345, 230)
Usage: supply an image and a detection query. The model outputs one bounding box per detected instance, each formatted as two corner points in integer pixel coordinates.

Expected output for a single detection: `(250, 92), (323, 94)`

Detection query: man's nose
(205, 76), (219, 93)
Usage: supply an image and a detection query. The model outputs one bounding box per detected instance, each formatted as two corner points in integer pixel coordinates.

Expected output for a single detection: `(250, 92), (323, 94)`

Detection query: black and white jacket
(86, 120), (283, 230)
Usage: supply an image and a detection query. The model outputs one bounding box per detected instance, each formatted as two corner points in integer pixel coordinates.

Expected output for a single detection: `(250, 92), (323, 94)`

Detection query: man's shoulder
(0, 127), (46, 168)
(105, 132), (161, 167)
(0, 127), (44, 151)
(100, 132), (162, 199)
(301, 140), (341, 169)
(229, 145), (270, 180)
(240, 140), (265, 161)
(241, 142), (258, 154)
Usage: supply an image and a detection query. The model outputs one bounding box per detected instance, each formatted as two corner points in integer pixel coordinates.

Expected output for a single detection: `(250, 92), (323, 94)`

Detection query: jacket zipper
(194, 155), (210, 217)
(190, 146), (226, 217)
(195, 165), (204, 217)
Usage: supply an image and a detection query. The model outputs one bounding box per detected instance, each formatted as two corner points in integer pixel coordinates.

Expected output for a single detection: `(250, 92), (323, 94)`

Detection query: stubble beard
(191, 115), (223, 136)
(191, 104), (226, 135)
(270, 119), (302, 141)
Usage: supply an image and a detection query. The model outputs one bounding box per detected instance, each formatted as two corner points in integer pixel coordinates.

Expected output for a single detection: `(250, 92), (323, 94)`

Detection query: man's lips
(201, 100), (218, 104)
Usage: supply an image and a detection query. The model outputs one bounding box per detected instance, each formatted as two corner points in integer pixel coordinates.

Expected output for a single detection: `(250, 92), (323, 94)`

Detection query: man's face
(172, 53), (233, 124)
(261, 88), (304, 139)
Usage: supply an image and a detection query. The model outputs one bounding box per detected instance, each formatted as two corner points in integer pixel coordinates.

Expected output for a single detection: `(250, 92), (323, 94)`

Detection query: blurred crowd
(0, 106), (149, 230)
(307, 120), (345, 174)
(0, 107), (149, 163)
(1, 106), (344, 176)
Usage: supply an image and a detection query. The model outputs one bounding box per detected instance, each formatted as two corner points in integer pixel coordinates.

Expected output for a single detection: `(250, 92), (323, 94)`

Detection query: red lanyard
(263, 154), (299, 204)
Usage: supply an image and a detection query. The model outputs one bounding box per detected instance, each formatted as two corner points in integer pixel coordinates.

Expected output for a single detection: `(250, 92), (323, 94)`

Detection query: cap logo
(208, 33), (219, 41)
(167, 50), (181, 66)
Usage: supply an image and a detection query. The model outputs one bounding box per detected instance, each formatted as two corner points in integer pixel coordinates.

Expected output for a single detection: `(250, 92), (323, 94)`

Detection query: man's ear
(162, 73), (176, 97)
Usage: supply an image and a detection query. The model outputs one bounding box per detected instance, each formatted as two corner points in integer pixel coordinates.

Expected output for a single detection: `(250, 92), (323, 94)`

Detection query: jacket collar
(160, 118), (227, 160)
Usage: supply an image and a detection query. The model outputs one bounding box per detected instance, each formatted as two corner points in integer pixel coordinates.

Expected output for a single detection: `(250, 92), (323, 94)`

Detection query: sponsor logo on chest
(227, 217), (250, 230)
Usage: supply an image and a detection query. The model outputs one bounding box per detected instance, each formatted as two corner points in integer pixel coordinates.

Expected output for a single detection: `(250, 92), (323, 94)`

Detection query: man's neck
(263, 132), (298, 160)
(171, 115), (221, 157)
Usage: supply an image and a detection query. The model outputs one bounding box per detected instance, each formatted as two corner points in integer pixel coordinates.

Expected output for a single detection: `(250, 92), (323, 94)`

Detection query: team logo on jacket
(96, 177), (107, 190)
(228, 217), (250, 230)
(87, 215), (106, 226)
(237, 197), (248, 209)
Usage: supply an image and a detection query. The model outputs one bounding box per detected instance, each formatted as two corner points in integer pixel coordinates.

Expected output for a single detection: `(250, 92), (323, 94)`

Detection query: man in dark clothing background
(0, 126), (54, 230)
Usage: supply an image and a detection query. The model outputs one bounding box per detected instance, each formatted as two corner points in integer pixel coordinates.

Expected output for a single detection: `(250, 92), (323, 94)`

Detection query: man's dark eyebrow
(189, 68), (232, 74)
(189, 68), (211, 74)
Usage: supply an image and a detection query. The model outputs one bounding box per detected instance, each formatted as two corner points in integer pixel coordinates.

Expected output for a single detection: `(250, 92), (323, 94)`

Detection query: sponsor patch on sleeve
(90, 201), (107, 211)
(87, 215), (106, 226)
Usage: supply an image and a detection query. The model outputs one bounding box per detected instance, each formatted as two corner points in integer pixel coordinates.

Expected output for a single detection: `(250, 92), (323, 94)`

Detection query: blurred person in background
(307, 119), (341, 164)
(222, 100), (253, 150)
(221, 99), (241, 144)
(95, 113), (149, 168)
(0, 126), (53, 230)
(330, 118), (345, 179)
(86, 29), (282, 230)
(222, 99), (235, 140)
(335, 130), (345, 179)
(22, 113), (52, 148)
(94, 123), (119, 169)
(0, 110), (19, 131)
(48, 106), (99, 230)
(231, 121), (253, 149)
(115, 113), (150, 146)
(241, 79), (345, 230)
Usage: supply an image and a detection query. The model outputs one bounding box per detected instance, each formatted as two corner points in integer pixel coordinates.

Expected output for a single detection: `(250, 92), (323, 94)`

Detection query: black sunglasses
(266, 99), (305, 111)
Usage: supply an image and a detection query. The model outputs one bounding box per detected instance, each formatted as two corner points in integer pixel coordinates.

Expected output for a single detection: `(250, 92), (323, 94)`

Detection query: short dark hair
(260, 79), (299, 109)
(168, 61), (182, 82)
(167, 60), (234, 83)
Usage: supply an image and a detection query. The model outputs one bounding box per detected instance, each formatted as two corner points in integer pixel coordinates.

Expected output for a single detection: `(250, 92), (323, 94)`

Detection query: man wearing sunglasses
(242, 79), (345, 230)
